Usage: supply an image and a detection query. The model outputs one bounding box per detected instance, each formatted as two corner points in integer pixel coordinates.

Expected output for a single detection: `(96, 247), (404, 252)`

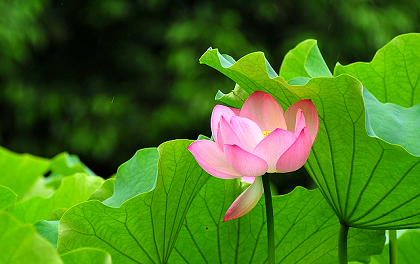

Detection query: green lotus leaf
(57, 140), (210, 263)
(49, 152), (96, 177)
(170, 178), (384, 263)
(0, 212), (62, 264)
(335, 33), (420, 108)
(0, 185), (17, 211)
(200, 46), (420, 229)
(11, 173), (104, 224)
(34, 220), (60, 248)
(0, 146), (50, 200)
(335, 33), (420, 156)
(279, 39), (332, 82)
(215, 84), (250, 108)
(89, 178), (115, 202)
(103, 147), (159, 207)
(351, 230), (420, 264)
(60, 248), (111, 264)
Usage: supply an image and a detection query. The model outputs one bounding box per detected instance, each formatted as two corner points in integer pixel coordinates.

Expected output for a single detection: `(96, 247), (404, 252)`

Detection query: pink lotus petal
(216, 116), (243, 149)
(229, 116), (264, 152)
(242, 176), (255, 184)
(294, 109), (306, 136)
(284, 100), (319, 144)
(187, 140), (242, 179)
(262, 93), (287, 131)
(253, 128), (297, 173)
(211, 105), (237, 140)
(239, 91), (266, 130)
(276, 127), (312, 173)
(223, 176), (263, 221)
(229, 107), (241, 116)
(224, 144), (268, 176)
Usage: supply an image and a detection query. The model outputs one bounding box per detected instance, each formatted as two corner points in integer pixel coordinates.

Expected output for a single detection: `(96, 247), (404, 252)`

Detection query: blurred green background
(1, 0), (419, 191)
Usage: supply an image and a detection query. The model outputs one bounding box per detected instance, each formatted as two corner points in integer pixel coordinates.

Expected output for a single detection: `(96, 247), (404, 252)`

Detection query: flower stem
(262, 174), (275, 264)
(389, 230), (398, 264)
(338, 222), (349, 264)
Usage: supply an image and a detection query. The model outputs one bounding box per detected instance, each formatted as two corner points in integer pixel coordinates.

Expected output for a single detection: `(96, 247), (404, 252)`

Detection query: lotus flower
(188, 91), (319, 221)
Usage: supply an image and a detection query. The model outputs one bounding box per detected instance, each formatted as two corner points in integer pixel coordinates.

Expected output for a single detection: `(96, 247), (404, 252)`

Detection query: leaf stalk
(389, 230), (398, 264)
(262, 174), (275, 264)
(338, 222), (349, 264)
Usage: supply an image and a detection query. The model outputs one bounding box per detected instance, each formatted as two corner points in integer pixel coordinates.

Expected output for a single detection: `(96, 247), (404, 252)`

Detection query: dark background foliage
(1, 0), (419, 192)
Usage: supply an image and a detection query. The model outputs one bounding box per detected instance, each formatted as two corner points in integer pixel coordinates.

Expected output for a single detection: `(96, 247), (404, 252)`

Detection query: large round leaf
(200, 47), (420, 229)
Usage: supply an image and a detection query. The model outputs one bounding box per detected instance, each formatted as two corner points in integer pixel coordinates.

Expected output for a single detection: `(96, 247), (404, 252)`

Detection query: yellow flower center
(262, 131), (271, 137)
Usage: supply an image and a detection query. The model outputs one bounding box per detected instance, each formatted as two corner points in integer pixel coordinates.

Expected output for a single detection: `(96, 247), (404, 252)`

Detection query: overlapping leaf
(0, 212), (62, 264)
(369, 230), (420, 264)
(55, 139), (384, 263)
(0, 148), (112, 263)
(49, 152), (96, 176)
(60, 248), (111, 264)
(335, 33), (420, 156)
(334, 33), (420, 108)
(279, 39), (332, 81)
(10, 173), (104, 224)
(200, 45), (420, 229)
(0, 146), (50, 200)
(0, 185), (17, 210)
(34, 220), (60, 248)
(103, 147), (159, 207)
(170, 178), (384, 264)
(89, 178), (115, 202)
(57, 140), (211, 264)
(363, 87), (420, 156)
(215, 84), (250, 108)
